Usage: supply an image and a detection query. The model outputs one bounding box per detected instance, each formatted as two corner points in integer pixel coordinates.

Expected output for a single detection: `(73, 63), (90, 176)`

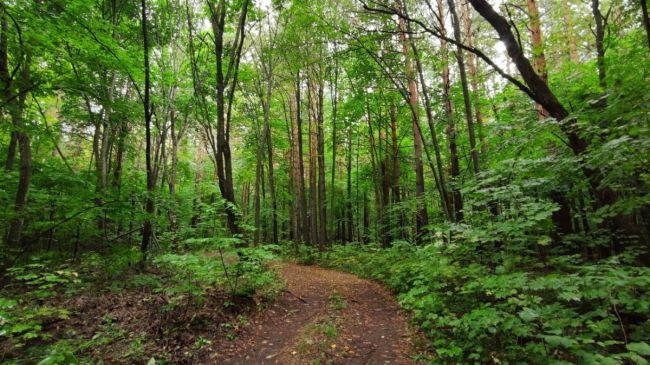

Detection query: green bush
(310, 243), (650, 364)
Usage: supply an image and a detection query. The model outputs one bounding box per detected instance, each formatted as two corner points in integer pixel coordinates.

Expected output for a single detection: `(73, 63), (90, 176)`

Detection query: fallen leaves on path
(207, 262), (420, 364)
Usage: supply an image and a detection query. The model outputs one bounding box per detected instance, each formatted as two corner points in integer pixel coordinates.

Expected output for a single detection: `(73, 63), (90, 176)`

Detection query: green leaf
(518, 308), (539, 322)
(627, 342), (650, 356)
(540, 335), (577, 348)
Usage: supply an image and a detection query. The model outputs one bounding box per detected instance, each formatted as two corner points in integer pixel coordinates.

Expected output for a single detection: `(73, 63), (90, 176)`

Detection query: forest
(0, 0), (649, 363)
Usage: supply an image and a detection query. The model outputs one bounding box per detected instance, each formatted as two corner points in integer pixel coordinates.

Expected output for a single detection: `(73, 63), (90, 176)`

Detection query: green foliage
(1, 260), (77, 352)
(154, 242), (281, 310)
(309, 242), (650, 364)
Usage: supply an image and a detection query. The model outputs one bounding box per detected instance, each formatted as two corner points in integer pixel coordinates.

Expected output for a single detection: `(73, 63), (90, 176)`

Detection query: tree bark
(329, 60), (339, 243)
(461, 1), (488, 154)
(526, 0), (550, 119)
(316, 72), (327, 250)
(397, 1), (429, 237)
(207, 0), (250, 235)
(262, 69), (278, 244)
(642, 0), (650, 50)
(4, 46), (31, 246)
(412, 43), (452, 221)
(448, 0), (480, 174)
(141, 0), (154, 262)
(308, 72), (319, 246)
(437, 0), (464, 223)
(4, 132), (16, 171)
(346, 115), (354, 242)
(290, 75), (306, 245)
(389, 105), (401, 205)
(592, 0), (607, 89)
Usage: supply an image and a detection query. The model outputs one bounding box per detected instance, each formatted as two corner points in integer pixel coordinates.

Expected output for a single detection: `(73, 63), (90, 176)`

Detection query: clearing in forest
(205, 263), (421, 364)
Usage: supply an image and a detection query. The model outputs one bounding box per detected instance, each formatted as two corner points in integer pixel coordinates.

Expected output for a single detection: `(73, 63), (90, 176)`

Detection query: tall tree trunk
(262, 72), (278, 244)
(642, 0), (650, 50)
(308, 73), (319, 246)
(141, 0), (154, 262)
(168, 109), (180, 251)
(397, 2), (429, 236)
(112, 123), (128, 189)
(526, 0), (550, 119)
(438, 0), (463, 222)
(4, 132), (16, 171)
(412, 40), (452, 221)
(448, 0), (480, 174)
(290, 76), (306, 245)
(207, 0), (250, 235)
(329, 60), (339, 243)
(389, 105), (401, 205)
(295, 73), (309, 243)
(254, 146), (262, 245)
(1, 5), (16, 172)
(592, 0), (607, 89)
(346, 116), (354, 242)
(365, 99), (385, 246)
(317, 73), (327, 249)
(5, 50), (31, 246)
(462, 1), (488, 154)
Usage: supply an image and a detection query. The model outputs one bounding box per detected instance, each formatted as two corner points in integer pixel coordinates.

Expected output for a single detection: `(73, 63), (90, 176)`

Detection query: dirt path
(205, 262), (420, 364)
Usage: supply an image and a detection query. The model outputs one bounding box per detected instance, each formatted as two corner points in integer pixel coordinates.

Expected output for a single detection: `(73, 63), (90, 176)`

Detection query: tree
(206, 0), (250, 235)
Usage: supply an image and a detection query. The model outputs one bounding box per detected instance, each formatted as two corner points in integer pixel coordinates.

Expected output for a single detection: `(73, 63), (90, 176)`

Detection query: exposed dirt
(205, 263), (421, 364)
(3, 262), (422, 364)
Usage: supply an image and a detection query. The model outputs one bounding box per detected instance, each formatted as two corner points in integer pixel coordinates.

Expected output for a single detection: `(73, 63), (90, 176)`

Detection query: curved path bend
(205, 262), (421, 364)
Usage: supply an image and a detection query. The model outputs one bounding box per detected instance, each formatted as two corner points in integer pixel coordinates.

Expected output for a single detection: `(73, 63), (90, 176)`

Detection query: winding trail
(205, 262), (420, 364)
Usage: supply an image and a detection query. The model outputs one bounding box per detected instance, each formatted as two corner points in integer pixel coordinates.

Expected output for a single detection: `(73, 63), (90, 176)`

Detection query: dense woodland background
(1, 0), (650, 363)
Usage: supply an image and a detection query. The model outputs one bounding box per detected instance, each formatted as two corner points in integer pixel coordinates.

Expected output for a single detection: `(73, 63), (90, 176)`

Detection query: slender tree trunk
(112, 123), (127, 189)
(168, 109), (180, 251)
(346, 117), (354, 242)
(412, 41), (452, 221)
(141, 0), (154, 262)
(317, 74), (327, 249)
(4, 132), (16, 171)
(290, 77), (306, 245)
(389, 105), (401, 205)
(592, 0), (607, 89)
(308, 73), (318, 246)
(254, 146), (262, 245)
(448, 0), (480, 174)
(397, 2), (429, 236)
(438, 0), (463, 222)
(526, 0), (550, 119)
(462, 1), (488, 154)
(262, 73), (278, 244)
(0, 5), (14, 173)
(5, 56), (31, 246)
(642, 0), (650, 50)
(365, 100), (385, 246)
(329, 61), (339, 243)
(207, 0), (250, 235)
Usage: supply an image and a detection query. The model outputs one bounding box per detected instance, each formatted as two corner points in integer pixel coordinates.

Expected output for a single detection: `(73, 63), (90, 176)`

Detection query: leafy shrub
(153, 240), (281, 310)
(310, 243), (650, 364)
(1, 261), (78, 351)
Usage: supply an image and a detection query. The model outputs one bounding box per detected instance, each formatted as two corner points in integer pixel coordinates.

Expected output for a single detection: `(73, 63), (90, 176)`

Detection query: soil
(204, 262), (421, 364)
(3, 262), (423, 364)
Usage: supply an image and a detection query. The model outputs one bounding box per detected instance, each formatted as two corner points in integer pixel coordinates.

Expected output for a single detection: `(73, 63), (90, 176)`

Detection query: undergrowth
(0, 239), (282, 364)
(288, 243), (650, 364)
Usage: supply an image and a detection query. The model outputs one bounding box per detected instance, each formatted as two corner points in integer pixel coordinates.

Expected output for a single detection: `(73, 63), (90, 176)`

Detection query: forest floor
(205, 262), (423, 364)
(2, 259), (425, 364)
